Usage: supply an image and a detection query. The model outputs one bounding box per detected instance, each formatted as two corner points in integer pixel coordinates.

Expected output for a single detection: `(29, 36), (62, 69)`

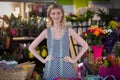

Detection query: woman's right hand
(43, 55), (54, 63)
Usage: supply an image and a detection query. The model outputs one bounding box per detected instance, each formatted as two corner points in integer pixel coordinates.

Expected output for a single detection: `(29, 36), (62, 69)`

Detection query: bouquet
(82, 25), (106, 46)
(102, 20), (118, 54)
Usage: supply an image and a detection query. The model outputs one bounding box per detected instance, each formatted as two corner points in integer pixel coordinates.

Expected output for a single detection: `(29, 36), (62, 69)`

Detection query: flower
(108, 20), (118, 30)
(100, 20), (118, 54)
(83, 25), (106, 46)
(76, 7), (96, 22)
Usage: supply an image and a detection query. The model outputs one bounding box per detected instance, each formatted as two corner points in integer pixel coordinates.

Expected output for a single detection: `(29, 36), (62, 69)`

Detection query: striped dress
(43, 27), (76, 80)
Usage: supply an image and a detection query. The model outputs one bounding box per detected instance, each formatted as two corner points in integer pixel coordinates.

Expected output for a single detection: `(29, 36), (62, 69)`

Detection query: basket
(0, 61), (36, 80)
(0, 69), (28, 80)
(26, 63), (36, 80)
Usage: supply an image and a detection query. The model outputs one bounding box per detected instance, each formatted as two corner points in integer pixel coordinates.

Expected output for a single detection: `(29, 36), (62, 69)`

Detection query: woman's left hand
(63, 56), (76, 63)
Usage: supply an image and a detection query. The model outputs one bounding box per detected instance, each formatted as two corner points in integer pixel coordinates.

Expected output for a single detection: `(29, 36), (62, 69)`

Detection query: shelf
(13, 37), (35, 41)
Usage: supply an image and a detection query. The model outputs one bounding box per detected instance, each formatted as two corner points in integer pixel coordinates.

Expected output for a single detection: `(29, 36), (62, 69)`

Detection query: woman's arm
(28, 29), (47, 63)
(68, 27), (88, 63)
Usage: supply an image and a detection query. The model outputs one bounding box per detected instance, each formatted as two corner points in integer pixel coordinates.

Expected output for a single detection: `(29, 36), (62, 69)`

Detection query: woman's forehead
(51, 8), (62, 12)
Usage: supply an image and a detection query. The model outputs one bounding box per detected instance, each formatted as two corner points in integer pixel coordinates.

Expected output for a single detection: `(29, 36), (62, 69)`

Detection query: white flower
(105, 29), (113, 35)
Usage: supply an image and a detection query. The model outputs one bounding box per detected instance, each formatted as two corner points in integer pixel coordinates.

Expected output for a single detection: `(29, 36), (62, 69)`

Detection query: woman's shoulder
(42, 27), (50, 32)
(39, 28), (49, 35)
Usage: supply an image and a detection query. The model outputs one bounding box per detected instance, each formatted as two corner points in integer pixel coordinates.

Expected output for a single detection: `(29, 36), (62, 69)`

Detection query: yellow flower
(109, 20), (118, 30)
(24, 65), (31, 70)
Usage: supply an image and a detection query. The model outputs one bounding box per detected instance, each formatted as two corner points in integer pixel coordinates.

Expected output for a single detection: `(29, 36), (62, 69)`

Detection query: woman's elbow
(28, 45), (34, 51)
(28, 45), (31, 51)
(84, 42), (89, 50)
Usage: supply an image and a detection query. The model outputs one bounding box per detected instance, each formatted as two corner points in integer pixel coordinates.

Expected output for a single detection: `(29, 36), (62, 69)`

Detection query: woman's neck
(53, 22), (62, 29)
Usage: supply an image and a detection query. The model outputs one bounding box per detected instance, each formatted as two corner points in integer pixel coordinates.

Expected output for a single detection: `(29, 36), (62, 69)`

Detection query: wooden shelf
(13, 37), (35, 41)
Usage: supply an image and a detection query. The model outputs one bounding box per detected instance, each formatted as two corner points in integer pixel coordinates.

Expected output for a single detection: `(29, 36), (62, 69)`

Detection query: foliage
(96, 9), (113, 26)
(76, 7), (96, 22)
(83, 25), (106, 46)
(1, 13), (22, 29)
(1, 14), (46, 36)
(66, 13), (79, 23)
(66, 7), (96, 23)
(112, 41), (120, 57)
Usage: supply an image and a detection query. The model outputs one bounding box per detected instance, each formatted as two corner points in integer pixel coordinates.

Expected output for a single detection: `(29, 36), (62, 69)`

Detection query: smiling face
(46, 4), (66, 28)
(50, 8), (63, 24)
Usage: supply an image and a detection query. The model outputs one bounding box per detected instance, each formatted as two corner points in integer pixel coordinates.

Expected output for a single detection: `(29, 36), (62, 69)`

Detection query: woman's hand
(63, 56), (76, 64)
(43, 55), (54, 63)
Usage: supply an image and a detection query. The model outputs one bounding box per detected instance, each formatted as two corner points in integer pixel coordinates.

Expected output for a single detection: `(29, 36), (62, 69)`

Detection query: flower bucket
(91, 45), (104, 61)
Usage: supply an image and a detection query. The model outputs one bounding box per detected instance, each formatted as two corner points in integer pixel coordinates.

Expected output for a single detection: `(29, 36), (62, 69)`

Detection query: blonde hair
(46, 3), (66, 28)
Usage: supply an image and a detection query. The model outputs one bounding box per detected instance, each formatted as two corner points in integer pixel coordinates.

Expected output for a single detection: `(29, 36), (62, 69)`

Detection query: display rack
(70, 25), (88, 58)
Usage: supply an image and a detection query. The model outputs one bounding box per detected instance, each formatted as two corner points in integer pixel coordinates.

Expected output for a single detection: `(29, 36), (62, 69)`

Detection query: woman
(29, 3), (88, 80)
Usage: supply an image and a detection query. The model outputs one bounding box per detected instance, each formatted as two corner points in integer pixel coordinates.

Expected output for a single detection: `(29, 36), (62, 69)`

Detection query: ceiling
(0, 0), (56, 2)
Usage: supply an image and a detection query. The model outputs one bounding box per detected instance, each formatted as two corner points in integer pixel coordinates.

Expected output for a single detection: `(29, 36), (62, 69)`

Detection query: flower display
(104, 20), (118, 30)
(98, 54), (120, 79)
(102, 20), (118, 54)
(83, 25), (106, 46)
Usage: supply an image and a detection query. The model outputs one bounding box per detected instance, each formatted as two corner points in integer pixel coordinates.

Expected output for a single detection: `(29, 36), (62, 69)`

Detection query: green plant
(112, 41), (120, 57)
(76, 7), (95, 22)
(1, 13), (22, 29)
(97, 9), (113, 26)
(66, 13), (79, 23)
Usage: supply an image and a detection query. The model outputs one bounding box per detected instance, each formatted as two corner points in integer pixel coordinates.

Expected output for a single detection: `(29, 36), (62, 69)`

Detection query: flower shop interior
(0, 0), (120, 80)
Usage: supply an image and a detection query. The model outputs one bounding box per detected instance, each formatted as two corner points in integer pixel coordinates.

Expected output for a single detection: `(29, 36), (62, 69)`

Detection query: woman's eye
(51, 11), (61, 15)
(57, 12), (61, 15)
(51, 13), (55, 15)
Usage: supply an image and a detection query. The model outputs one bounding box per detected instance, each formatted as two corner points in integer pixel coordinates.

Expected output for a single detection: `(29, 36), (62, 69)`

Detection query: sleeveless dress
(43, 27), (76, 80)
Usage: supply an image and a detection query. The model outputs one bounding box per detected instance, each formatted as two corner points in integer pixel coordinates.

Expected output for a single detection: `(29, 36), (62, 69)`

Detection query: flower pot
(91, 45), (104, 61)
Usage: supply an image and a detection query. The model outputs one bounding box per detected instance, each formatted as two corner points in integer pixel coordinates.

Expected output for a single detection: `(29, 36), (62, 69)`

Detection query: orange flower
(94, 29), (100, 36)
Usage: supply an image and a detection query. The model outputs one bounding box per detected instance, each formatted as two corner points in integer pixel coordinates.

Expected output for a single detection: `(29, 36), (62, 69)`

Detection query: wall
(110, 0), (120, 9)
(56, 0), (110, 9)
(0, 2), (21, 16)
(56, 0), (110, 15)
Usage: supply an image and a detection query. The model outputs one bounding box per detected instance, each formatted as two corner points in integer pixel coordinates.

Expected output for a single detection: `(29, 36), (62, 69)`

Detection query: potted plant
(82, 25), (106, 60)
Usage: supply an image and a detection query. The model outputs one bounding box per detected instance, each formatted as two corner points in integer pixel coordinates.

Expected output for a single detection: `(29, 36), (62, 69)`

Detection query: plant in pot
(82, 25), (106, 61)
